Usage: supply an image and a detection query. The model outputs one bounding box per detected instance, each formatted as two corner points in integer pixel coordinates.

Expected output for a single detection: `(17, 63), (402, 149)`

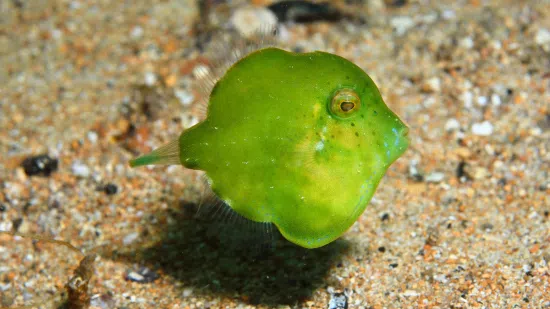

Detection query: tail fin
(129, 139), (181, 167)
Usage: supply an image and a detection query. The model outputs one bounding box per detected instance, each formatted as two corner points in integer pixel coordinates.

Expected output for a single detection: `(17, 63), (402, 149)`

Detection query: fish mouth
(385, 122), (409, 165)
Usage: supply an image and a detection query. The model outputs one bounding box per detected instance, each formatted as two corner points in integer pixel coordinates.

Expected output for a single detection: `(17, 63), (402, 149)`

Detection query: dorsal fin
(129, 27), (281, 168)
(192, 26), (281, 121)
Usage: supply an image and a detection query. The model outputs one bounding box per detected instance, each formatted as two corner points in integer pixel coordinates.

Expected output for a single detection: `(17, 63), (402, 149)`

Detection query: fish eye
(330, 89), (361, 118)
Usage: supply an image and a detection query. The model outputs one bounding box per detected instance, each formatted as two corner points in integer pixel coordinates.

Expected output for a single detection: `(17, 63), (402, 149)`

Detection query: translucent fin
(129, 139), (180, 167)
(196, 181), (278, 254)
(192, 25), (281, 120)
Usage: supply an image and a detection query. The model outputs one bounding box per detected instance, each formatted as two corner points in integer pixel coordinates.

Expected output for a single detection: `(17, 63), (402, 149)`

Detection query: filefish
(130, 37), (409, 249)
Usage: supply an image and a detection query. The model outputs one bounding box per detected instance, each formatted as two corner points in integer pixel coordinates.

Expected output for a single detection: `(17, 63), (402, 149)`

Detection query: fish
(130, 35), (409, 249)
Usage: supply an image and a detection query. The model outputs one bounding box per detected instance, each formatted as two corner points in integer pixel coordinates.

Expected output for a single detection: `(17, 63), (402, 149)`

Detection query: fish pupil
(340, 101), (355, 112)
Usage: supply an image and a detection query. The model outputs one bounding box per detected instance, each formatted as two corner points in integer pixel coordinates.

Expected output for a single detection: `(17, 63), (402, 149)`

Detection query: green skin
(132, 48), (409, 249)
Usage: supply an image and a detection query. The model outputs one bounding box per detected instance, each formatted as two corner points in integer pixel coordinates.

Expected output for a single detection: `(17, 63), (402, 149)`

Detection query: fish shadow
(116, 201), (349, 306)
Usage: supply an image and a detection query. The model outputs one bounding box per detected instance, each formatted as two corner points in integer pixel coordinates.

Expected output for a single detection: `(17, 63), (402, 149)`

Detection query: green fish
(130, 43), (409, 249)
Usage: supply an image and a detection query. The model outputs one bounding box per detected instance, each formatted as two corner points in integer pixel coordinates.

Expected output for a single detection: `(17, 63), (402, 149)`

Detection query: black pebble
(267, 1), (343, 23)
(389, 0), (408, 7)
(103, 183), (118, 195)
(381, 213), (390, 221)
(21, 154), (58, 177)
(12, 218), (23, 231)
(125, 266), (159, 283)
(389, 263), (399, 268)
(456, 161), (471, 181)
(0, 204), (6, 212)
(378, 246), (386, 253)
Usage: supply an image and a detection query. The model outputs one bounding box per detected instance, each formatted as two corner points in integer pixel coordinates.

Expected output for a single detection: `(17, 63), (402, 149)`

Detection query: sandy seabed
(0, 0), (549, 308)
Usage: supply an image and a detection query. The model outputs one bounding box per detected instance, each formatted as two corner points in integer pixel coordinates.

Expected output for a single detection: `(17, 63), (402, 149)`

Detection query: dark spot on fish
(331, 135), (335, 138)
(346, 75), (350, 80)
(355, 132), (359, 137)
(351, 122), (355, 127)
(373, 110), (378, 116)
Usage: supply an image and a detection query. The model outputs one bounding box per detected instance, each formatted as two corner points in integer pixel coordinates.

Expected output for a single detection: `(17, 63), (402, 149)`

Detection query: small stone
(125, 266), (159, 283)
(21, 154), (58, 177)
(456, 161), (471, 180)
(535, 28), (550, 50)
(87, 131), (98, 144)
(473, 167), (488, 180)
(174, 89), (194, 106)
(462, 91), (473, 107)
(491, 93), (501, 106)
(390, 16), (415, 35)
(72, 161), (90, 177)
(421, 77), (441, 93)
(442, 9), (456, 20)
(328, 291), (348, 309)
(388, 0), (408, 7)
(103, 183), (118, 195)
(445, 118), (460, 131)
(472, 121), (494, 136)
(408, 161), (424, 181)
(182, 288), (193, 298)
(425, 172), (445, 183)
(126, 271), (144, 282)
(0, 204), (6, 212)
(123, 232), (139, 245)
(434, 273), (448, 283)
(90, 294), (116, 309)
(403, 290), (419, 297)
(130, 26), (144, 39)
(144, 72), (157, 86)
(423, 97), (436, 108)
(477, 96), (487, 106)
(455, 147), (472, 159)
(12, 218), (23, 231)
(459, 37), (474, 49)
(231, 6), (277, 38)
(267, 1), (342, 23)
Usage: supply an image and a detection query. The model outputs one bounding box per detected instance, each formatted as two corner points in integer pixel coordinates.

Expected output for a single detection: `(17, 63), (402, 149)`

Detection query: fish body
(131, 47), (409, 249)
